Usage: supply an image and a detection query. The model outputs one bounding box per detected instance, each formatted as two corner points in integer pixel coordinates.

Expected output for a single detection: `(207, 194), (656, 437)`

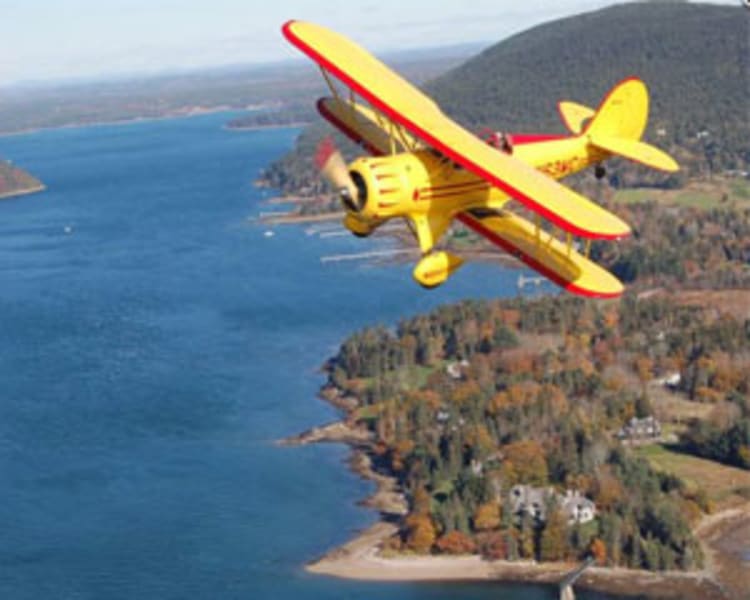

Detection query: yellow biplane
(283, 20), (679, 298)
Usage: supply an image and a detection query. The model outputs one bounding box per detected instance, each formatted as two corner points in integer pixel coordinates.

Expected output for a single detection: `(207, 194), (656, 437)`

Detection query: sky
(0, 0), (737, 85)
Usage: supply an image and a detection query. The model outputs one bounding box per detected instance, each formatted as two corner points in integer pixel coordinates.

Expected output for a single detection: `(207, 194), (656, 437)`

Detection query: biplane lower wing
(317, 97), (416, 156)
(283, 20), (630, 240)
(457, 211), (624, 299)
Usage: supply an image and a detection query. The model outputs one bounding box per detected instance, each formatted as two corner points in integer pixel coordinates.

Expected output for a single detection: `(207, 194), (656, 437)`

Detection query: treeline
(327, 294), (750, 569)
(680, 404), (750, 470)
(226, 102), (315, 130)
(591, 202), (750, 289)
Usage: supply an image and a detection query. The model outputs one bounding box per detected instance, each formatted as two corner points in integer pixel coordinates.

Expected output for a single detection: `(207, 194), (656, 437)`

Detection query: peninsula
(285, 286), (750, 600)
(0, 160), (45, 200)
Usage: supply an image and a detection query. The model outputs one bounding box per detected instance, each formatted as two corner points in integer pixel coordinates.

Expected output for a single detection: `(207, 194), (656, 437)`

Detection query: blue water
(0, 114), (615, 599)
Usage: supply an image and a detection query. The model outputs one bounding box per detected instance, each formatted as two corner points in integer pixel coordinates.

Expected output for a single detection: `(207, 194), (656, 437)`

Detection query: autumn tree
(404, 513), (437, 553)
(473, 501), (501, 531)
(477, 531), (506, 560)
(435, 530), (477, 555)
(590, 538), (607, 566)
(519, 512), (536, 559)
(503, 440), (549, 486)
(540, 507), (568, 561)
(592, 468), (624, 511)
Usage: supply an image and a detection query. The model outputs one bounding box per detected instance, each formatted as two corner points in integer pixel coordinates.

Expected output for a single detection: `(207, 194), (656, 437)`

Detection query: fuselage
(347, 135), (607, 225)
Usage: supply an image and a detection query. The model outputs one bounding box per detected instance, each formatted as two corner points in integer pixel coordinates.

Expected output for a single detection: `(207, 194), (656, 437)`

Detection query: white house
(509, 485), (596, 525)
(560, 489), (597, 524)
(617, 416), (662, 440)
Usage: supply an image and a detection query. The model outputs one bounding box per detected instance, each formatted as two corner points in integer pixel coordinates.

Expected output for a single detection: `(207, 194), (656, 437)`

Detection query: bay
(0, 114), (614, 599)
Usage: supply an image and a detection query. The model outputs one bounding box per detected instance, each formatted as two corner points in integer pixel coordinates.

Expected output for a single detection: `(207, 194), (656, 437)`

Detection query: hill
(0, 160), (45, 199)
(262, 2), (749, 194)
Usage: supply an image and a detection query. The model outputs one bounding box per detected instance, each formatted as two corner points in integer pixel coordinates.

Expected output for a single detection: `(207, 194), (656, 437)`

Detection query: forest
(324, 293), (749, 569)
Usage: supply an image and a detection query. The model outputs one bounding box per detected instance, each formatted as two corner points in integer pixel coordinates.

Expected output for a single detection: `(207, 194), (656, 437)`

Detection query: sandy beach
(0, 183), (46, 200)
(306, 509), (742, 600)
(288, 418), (749, 600)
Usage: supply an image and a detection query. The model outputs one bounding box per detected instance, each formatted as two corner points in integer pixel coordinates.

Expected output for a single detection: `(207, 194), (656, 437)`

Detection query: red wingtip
(281, 20), (298, 43)
(314, 136), (337, 170)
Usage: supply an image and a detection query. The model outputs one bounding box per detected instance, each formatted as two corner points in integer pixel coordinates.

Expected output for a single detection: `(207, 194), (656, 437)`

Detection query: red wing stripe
(420, 189), (487, 201)
(509, 133), (568, 145)
(420, 181), (490, 193)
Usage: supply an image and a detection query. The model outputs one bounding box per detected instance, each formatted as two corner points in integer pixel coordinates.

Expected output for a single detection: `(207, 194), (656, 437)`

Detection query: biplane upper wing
(283, 20), (630, 240)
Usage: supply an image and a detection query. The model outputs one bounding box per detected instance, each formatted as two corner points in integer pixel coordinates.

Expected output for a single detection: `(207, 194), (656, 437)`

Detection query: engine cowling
(346, 149), (496, 224)
(346, 151), (435, 221)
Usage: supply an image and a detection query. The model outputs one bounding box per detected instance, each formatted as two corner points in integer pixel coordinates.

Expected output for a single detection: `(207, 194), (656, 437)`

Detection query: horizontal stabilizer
(590, 135), (679, 172)
(558, 101), (595, 135)
(457, 210), (624, 299)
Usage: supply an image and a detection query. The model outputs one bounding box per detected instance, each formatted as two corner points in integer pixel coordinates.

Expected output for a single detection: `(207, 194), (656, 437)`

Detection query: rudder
(585, 78), (648, 140)
(585, 78), (678, 172)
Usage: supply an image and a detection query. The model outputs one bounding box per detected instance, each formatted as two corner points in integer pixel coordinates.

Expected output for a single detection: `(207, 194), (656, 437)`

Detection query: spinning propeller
(314, 137), (365, 213)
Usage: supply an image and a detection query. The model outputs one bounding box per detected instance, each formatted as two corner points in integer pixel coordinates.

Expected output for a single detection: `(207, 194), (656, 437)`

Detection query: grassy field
(635, 444), (750, 503)
(613, 177), (750, 209)
(649, 386), (718, 424)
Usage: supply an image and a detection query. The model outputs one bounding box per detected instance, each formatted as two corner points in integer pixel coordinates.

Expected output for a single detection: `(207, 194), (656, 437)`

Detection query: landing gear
(594, 164), (607, 180)
(413, 251), (464, 289)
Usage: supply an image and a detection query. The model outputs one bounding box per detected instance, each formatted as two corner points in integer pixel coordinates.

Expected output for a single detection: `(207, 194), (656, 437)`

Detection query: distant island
(0, 160), (45, 200)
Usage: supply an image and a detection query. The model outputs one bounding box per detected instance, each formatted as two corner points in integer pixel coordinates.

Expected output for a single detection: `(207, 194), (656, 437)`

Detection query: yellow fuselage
(348, 137), (606, 226)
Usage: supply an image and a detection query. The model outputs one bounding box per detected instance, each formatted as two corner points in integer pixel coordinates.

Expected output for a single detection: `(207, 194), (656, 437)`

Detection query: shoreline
(284, 416), (747, 599)
(0, 183), (46, 200)
(0, 105), (267, 139)
(259, 211), (343, 225)
(224, 121), (310, 132)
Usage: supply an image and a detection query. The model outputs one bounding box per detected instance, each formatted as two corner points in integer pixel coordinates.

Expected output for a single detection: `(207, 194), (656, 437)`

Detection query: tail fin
(585, 78), (678, 172)
(586, 78), (649, 140)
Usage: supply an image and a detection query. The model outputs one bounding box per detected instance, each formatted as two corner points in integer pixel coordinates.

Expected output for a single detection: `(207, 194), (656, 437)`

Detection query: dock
(559, 557), (595, 600)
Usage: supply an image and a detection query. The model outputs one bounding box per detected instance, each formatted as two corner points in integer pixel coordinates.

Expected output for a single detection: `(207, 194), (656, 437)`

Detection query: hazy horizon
(1, 1), (736, 87)
(0, 39), (487, 92)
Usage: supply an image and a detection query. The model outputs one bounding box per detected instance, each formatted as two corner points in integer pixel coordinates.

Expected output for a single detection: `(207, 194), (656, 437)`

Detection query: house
(617, 416), (662, 440)
(509, 485), (597, 525)
(560, 489), (596, 524)
(654, 372), (681, 389)
(445, 359), (469, 380)
(509, 484), (556, 521)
